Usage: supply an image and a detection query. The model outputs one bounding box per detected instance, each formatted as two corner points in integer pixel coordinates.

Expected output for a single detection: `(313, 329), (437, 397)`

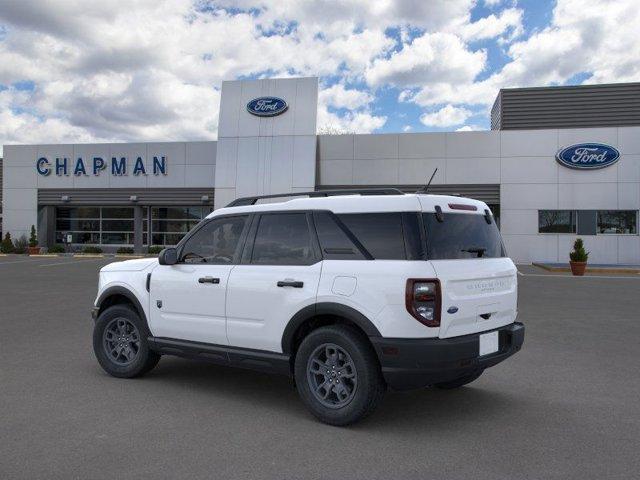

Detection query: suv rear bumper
(370, 322), (524, 390)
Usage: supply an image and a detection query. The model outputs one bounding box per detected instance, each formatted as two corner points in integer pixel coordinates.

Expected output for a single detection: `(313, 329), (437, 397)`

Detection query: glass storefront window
(597, 211), (638, 234)
(54, 205), (213, 246)
(55, 206), (135, 245)
(538, 210), (577, 233)
(149, 206), (213, 247)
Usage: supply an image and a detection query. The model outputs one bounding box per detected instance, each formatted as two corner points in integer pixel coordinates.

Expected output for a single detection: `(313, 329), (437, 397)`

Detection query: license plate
(479, 331), (499, 356)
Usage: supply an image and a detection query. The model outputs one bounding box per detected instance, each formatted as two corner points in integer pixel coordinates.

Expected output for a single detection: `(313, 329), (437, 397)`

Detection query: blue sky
(0, 0), (638, 150)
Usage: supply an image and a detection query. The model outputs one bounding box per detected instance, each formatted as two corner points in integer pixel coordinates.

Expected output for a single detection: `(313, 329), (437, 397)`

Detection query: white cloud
(420, 105), (472, 127)
(319, 84), (373, 110)
(317, 107), (387, 134)
(405, 0), (640, 109)
(458, 7), (523, 42)
(0, 0), (639, 150)
(402, 125), (412, 132)
(456, 124), (483, 131)
(366, 32), (486, 87)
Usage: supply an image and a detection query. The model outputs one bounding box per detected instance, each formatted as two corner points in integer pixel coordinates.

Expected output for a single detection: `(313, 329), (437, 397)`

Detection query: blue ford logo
(246, 97), (288, 117)
(556, 143), (620, 170)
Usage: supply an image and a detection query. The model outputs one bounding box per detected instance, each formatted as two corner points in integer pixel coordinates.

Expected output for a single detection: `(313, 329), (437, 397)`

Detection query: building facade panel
(398, 132), (446, 159)
(317, 134), (354, 160)
(445, 131), (500, 158)
(500, 129), (559, 157)
(2, 78), (639, 263)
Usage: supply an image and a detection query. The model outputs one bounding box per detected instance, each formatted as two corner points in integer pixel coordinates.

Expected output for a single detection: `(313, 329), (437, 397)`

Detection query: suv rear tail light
(406, 279), (441, 327)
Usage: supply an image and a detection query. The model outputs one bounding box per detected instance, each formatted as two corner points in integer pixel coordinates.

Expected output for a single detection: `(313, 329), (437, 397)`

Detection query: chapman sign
(556, 143), (620, 170)
(36, 156), (168, 177)
(246, 97), (288, 117)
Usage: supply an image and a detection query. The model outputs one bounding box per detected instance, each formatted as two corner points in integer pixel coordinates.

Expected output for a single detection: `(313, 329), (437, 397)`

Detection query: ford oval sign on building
(246, 97), (288, 117)
(556, 143), (620, 170)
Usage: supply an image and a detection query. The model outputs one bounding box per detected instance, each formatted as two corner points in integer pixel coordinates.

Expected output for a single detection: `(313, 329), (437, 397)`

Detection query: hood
(101, 257), (158, 272)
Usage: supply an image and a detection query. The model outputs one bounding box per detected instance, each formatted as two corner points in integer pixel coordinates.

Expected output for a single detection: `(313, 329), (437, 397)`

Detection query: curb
(532, 262), (640, 275)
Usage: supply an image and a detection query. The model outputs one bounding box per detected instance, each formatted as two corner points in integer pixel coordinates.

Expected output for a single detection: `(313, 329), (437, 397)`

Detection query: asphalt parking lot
(1, 256), (639, 479)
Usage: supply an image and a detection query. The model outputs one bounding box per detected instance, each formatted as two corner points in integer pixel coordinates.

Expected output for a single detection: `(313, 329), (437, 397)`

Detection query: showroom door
(149, 214), (250, 345)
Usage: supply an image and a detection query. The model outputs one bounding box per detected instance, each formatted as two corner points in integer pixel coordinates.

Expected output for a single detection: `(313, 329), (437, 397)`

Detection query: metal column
(133, 206), (144, 253)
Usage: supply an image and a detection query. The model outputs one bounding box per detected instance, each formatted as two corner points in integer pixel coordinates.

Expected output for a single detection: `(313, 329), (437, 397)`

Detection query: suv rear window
(423, 212), (505, 260)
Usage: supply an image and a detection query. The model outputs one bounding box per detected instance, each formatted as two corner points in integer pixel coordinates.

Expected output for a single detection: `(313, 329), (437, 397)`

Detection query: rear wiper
(461, 247), (486, 258)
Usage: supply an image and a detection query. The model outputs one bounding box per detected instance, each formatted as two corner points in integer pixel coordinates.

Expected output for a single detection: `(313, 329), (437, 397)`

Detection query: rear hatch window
(423, 212), (505, 260)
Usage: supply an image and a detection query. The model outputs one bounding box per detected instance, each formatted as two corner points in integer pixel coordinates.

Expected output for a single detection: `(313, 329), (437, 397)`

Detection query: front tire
(294, 325), (385, 426)
(93, 304), (160, 378)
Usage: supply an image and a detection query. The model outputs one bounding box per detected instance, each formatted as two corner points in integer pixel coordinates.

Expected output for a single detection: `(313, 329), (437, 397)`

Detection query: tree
(317, 124), (355, 135)
(29, 225), (38, 247)
(1, 232), (15, 253)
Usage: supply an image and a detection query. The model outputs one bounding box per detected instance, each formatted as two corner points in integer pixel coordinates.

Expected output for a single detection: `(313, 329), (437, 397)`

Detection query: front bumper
(370, 322), (524, 390)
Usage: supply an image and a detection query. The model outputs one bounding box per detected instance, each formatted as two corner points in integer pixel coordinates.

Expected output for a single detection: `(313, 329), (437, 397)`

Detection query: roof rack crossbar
(225, 188), (405, 208)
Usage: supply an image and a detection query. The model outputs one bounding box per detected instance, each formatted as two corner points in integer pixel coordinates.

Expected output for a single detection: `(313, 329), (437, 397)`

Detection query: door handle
(277, 280), (304, 288)
(198, 276), (220, 284)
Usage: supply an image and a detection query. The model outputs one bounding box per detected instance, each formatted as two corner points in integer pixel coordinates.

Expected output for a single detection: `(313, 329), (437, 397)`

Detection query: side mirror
(158, 247), (178, 265)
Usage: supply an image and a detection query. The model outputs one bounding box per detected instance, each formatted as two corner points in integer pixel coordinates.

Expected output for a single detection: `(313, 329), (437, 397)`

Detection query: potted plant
(28, 225), (40, 255)
(13, 235), (28, 254)
(569, 238), (589, 276)
(1, 232), (15, 253)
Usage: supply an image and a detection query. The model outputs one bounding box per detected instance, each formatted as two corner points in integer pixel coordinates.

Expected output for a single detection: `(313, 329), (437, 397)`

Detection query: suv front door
(149, 215), (249, 345)
(226, 212), (322, 352)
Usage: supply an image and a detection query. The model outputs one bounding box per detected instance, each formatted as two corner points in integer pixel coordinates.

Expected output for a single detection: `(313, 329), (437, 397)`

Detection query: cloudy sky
(0, 0), (639, 154)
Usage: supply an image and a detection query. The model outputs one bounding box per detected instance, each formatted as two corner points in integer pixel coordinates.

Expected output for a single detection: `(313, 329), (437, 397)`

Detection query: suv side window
(337, 213), (407, 260)
(180, 215), (248, 264)
(251, 213), (316, 265)
(313, 211), (366, 260)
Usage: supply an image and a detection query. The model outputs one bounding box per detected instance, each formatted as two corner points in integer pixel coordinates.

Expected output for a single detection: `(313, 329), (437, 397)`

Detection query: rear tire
(93, 304), (160, 378)
(294, 325), (385, 426)
(434, 370), (483, 389)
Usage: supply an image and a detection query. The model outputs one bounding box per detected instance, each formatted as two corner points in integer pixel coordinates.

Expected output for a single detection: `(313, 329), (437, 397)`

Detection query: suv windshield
(423, 212), (505, 260)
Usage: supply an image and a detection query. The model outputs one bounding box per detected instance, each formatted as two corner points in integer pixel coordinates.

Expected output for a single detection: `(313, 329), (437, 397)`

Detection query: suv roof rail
(225, 188), (405, 207)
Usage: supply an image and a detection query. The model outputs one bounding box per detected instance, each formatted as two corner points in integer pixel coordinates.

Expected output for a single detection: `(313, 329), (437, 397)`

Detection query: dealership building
(1, 78), (639, 264)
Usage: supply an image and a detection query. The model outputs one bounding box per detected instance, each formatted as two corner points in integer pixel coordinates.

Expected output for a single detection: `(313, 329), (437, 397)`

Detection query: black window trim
(241, 210), (322, 266)
(175, 213), (252, 265)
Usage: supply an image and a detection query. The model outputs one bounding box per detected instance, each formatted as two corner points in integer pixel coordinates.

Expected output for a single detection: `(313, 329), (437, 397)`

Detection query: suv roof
(209, 192), (490, 218)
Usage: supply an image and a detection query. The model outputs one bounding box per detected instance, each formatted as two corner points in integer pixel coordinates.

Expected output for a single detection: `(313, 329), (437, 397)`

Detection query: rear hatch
(422, 210), (518, 339)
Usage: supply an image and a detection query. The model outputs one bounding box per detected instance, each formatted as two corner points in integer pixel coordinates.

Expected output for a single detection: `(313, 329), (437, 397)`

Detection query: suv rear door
(225, 212), (322, 352)
(421, 208), (518, 339)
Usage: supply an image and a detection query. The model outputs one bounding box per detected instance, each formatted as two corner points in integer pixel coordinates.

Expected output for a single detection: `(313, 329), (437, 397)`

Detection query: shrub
(1, 233), (15, 253)
(117, 247), (135, 254)
(148, 245), (164, 254)
(569, 238), (589, 262)
(13, 235), (28, 254)
(82, 246), (103, 254)
(29, 225), (38, 247)
(48, 244), (66, 254)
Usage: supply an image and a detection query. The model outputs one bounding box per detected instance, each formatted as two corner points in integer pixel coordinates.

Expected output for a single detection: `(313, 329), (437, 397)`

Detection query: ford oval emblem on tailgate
(447, 306), (459, 314)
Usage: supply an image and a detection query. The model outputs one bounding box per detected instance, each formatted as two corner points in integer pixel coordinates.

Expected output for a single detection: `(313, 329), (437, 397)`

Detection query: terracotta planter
(27, 246), (41, 255)
(569, 261), (587, 276)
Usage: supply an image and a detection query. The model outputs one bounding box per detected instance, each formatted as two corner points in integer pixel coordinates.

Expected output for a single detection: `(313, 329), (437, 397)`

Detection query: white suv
(92, 190), (524, 425)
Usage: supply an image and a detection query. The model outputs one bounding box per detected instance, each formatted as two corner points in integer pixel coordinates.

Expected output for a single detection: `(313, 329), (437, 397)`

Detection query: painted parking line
(39, 258), (112, 267)
(0, 257), (58, 265)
